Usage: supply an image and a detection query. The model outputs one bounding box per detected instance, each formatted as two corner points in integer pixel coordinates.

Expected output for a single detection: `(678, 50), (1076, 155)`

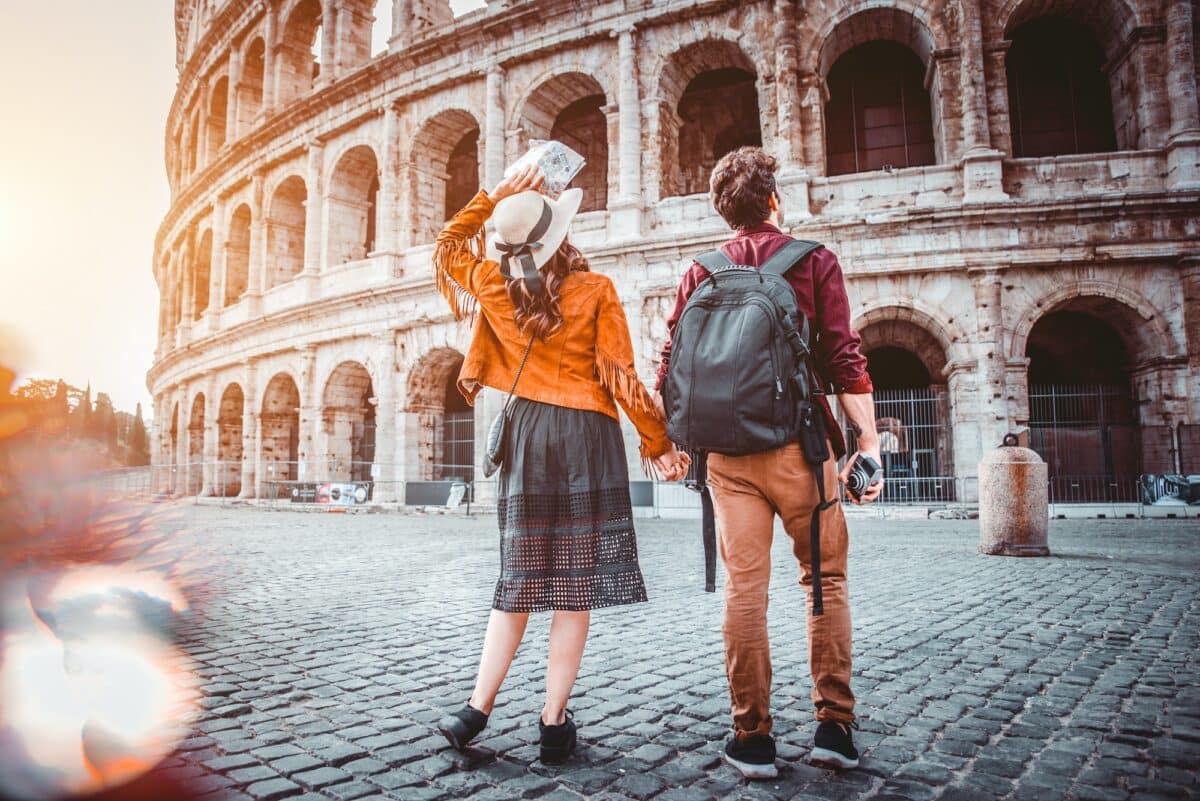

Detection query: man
(654, 147), (881, 778)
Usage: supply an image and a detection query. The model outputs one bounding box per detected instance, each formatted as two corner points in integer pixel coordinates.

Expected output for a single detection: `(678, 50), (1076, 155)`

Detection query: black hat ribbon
(495, 199), (553, 297)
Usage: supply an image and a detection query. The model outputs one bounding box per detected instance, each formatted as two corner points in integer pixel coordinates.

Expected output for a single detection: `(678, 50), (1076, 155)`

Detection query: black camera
(845, 453), (883, 501)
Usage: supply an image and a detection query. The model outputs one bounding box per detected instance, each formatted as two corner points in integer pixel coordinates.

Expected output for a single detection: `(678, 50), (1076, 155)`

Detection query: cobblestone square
(160, 507), (1199, 801)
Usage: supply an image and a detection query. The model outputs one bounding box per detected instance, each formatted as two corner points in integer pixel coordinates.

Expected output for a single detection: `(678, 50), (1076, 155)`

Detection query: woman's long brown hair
(505, 239), (590, 339)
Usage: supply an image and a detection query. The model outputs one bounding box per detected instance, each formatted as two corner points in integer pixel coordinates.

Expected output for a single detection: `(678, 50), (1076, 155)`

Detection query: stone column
(394, 158), (415, 254)
(301, 141), (324, 298)
(262, 2), (278, 116)
(320, 1), (337, 83)
(484, 65), (506, 190)
(1166, 2), (1200, 189)
(389, 0), (410, 50)
(226, 47), (242, 145)
(376, 105), (401, 254)
(798, 74), (827, 177)
(296, 345), (319, 481)
(238, 362), (259, 498)
(195, 83), (209, 171)
(247, 174), (266, 314)
(178, 242), (194, 340)
(1181, 257), (1200, 423)
(971, 268), (1011, 452)
(609, 27), (643, 239)
(372, 332), (398, 502)
(207, 197), (226, 332)
(773, 0), (803, 169)
(984, 41), (1014, 157)
(960, 0), (1008, 204)
(201, 373), (218, 496)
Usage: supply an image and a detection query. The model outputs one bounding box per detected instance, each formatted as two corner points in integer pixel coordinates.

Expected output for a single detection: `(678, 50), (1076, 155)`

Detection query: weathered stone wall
(151, 0), (1200, 504)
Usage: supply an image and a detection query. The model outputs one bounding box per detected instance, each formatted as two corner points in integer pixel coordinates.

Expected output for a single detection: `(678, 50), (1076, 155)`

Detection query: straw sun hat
(486, 187), (583, 295)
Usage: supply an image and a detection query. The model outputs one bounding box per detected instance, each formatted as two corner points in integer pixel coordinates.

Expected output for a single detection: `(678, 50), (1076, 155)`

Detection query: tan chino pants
(708, 442), (855, 739)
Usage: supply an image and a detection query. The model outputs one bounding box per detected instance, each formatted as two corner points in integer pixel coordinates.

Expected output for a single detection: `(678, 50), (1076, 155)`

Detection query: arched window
(278, 0), (323, 107)
(326, 146), (379, 264)
(677, 67), (761, 196)
(226, 205), (252, 304)
(825, 42), (936, 176)
(266, 177), (307, 287)
(1006, 17), (1117, 157)
(193, 229), (212, 319)
(208, 77), (229, 157)
(445, 129), (480, 222)
(240, 38), (266, 132)
(551, 95), (608, 212)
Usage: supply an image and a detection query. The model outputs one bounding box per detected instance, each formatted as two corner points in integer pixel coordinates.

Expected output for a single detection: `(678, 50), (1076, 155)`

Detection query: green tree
(73, 383), (92, 438)
(129, 403), (150, 465)
(92, 393), (118, 449)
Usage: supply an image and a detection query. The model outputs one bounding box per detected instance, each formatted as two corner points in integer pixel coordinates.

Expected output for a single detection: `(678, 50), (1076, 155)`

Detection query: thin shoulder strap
(760, 239), (821, 277)
(694, 249), (734, 272)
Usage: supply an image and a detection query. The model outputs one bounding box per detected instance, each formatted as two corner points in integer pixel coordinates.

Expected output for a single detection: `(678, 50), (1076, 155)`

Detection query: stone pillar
(296, 345), (319, 481)
(238, 362), (259, 498)
(301, 141), (324, 297)
(773, 1), (803, 169)
(195, 83), (209, 171)
(484, 65), (506, 190)
(320, 1), (337, 83)
(262, 3), (278, 116)
(388, 0), (410, 49)
(1166, 2), (1200, 189)
(947, 361), (981, 503)
(1181, 258), (1200, 423)
(984, 41), (1014, 157)
(226, 47), (242, 145)
(971, 268), (1011, 452)
(798, 73), (827, 177)
(247, 174), (266, 314)
(372, 332), (398, 502)
(201, 373), (218, 496)
(377, 105), (401, 254)
(960, 0), (1008, 203)
(207, 197), (226, 332)
(394, 159), (414, 254)
(178, 241), (194, 340)
(608, 27), (643, 240)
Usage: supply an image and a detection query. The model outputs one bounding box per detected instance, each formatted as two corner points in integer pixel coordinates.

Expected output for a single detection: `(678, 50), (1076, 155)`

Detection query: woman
(433, 164), (690, 763)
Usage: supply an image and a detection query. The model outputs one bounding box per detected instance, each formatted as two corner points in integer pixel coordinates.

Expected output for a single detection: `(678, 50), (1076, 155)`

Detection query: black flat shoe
(538, 710), (576, 764)
(437, 703), (488, 751)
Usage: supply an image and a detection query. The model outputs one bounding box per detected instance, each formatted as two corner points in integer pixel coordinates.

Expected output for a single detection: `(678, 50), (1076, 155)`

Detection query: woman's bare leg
(469, 609), (529, 714)
(542, 610), (590, 724)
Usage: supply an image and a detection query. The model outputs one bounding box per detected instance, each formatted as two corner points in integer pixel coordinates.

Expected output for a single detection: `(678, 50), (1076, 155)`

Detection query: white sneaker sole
(723, 750), (779, 779)
(809, 746), (859, 769)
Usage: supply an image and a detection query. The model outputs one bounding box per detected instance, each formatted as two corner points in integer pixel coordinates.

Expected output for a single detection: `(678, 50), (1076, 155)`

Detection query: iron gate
(845, 387), (955, 503)
(440, 411), (475, 483)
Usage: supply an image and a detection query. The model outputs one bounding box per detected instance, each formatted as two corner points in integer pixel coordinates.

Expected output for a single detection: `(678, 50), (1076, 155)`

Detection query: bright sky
(0, 1), (486, 419)
(0, 2), (175, 417)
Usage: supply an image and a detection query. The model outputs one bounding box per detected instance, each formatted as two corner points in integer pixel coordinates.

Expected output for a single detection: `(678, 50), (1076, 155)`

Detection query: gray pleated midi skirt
(492, 398), (649, 613)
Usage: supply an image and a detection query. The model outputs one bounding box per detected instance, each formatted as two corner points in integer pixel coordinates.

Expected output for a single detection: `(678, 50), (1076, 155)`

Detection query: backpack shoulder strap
(694, 249), (735, 273)
(760, 239), (821, 277)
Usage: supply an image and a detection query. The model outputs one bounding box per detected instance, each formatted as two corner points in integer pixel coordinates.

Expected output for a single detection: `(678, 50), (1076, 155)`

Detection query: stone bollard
(979, 433), (1050, 556)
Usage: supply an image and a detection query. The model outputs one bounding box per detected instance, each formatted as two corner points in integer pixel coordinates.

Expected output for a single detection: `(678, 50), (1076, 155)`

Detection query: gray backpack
(662, 239), (835, 613)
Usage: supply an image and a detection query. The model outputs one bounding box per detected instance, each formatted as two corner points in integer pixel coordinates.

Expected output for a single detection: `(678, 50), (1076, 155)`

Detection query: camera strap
(801, 399), (836, 617)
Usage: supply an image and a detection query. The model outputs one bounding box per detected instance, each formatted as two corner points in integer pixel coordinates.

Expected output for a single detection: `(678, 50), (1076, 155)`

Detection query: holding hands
(653, 445), (691, 483)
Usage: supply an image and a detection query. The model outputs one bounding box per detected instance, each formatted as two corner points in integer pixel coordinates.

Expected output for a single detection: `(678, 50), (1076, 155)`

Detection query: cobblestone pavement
(156, 506), (1200, 801)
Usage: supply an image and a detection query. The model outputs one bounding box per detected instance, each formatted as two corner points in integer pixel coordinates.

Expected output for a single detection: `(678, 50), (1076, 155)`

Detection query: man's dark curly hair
(709, 146), (778, 230)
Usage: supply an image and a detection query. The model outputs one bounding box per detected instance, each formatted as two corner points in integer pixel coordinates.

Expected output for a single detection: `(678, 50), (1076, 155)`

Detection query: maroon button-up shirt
(654, 222), (873, 458)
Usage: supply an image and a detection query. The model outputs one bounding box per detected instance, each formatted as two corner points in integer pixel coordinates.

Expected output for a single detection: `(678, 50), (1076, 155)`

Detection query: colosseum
(149, 0), (1200, 509)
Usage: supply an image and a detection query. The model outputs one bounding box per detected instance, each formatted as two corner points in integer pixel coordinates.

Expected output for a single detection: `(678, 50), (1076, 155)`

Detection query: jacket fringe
(595, 351), (657, 417)
(433, 228), (485, 320)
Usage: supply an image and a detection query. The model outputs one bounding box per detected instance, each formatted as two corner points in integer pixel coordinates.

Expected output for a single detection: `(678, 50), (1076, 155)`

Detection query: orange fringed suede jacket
(433, 189), (673, 461)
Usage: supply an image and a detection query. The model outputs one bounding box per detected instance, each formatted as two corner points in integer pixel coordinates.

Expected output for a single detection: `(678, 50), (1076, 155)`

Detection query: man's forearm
(837, 392), (878, 452)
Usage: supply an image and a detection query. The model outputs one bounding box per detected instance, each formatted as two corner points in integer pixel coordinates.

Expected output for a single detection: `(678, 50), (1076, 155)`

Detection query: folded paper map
(504, 139), (585, 200)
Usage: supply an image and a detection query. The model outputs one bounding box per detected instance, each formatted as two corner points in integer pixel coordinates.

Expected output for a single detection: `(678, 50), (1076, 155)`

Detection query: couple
(432, 147), (882, 778)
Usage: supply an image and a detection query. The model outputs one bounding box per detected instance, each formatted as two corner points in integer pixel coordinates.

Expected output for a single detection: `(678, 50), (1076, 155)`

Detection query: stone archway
(326, 145), (379, 265)
(217, 383), (244, 496)
(321, 361), (375, 482)
(408, 108), (481, 244)
(1021, 293), (1175, 499)
(857, 314), (955, 502)
(406, 348), (471, 482)
(657, 39), (760, 198)
(187, 393), (206, 495)
(517, 71), (609, 212)
(260, 372), (301, 495)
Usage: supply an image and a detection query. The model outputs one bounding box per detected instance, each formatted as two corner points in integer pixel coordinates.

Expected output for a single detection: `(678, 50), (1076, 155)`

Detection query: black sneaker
(538, 710), (577, 764)
(437, 703), (488, 751)
(723, 735), (778, 779)
(809, 720), (859, 769)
